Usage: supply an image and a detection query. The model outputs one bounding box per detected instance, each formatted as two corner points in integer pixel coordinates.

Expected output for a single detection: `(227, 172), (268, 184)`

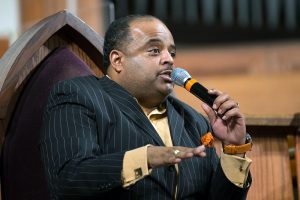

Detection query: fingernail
(213, 104), (217, 109)
(222, 115), (227, 120)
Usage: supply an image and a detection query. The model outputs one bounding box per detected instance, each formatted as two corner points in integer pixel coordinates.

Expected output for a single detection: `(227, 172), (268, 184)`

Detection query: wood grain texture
(214, 122), (299, 200)
(246, 133), (293, 200)
(20, 0), (66, 32)
(77, 0), (105, 35)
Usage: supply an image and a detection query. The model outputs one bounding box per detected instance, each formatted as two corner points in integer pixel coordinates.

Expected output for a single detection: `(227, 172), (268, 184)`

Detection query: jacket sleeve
(40, 79), (124, 199)
(209, 160), (252, 200)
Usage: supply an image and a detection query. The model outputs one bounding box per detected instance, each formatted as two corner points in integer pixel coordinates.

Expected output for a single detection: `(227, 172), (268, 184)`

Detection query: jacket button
(168, 166), (175, 172)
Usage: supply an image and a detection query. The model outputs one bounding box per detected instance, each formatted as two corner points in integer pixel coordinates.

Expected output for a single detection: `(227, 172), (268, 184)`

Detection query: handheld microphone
(171, 67), (217, 107)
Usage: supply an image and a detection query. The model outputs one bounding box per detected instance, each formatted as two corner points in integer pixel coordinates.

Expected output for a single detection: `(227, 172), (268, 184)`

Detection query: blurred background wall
(0, 0), (299, 117)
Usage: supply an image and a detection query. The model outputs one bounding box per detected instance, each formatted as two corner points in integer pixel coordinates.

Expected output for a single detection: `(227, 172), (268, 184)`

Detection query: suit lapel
(99, 77), (164, 146)
(166, 97), (185, 146)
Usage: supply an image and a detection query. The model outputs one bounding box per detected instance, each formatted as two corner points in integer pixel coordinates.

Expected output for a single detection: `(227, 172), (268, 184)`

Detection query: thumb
(201, 103), (216, 124)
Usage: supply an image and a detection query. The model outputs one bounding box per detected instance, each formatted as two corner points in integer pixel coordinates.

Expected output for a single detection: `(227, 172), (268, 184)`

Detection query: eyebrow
(146, 38), (176, 51)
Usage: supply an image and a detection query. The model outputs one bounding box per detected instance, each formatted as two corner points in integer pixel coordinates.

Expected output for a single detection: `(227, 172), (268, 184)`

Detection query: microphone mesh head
(171, 67), (191, 87)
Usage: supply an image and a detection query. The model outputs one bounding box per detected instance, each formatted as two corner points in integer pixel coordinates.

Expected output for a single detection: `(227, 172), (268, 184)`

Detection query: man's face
(120, 18), (176, 100)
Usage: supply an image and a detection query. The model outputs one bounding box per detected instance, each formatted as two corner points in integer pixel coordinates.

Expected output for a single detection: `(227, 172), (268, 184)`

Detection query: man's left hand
(201, 89), (246, 146)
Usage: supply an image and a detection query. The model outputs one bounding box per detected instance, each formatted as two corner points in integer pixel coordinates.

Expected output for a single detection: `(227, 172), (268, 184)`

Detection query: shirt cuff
(122, 145), (152, 188)
(220, 151), (252, 188)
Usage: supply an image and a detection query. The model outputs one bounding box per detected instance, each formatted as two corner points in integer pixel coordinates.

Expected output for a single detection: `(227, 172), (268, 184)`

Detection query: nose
(161, 50), (174, 66)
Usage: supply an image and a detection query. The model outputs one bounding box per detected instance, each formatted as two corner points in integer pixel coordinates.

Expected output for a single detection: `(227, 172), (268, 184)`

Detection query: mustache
(158, 65), (173, 76)
(158, 69), (172, 77)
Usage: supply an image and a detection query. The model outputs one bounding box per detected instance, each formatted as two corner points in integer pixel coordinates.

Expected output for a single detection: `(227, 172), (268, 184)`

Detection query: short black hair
(102, 14), (157, 73)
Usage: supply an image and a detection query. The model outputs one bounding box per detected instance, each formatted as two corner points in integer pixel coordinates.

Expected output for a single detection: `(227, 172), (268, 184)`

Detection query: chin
(166, 83), (174, 93)
(155, 82), (173, 97)
(166, 87), (173, 95)
(161, 87), (173, 97)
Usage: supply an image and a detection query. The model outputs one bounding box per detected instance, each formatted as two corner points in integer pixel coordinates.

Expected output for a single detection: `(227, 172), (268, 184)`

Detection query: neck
(137, 95), (167, 115)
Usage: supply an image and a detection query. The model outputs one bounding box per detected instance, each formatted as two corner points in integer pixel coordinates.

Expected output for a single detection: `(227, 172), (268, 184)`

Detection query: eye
(153, 49), (160, 53)
(148, 48), (160, 55)
(170, 51), (176, 58)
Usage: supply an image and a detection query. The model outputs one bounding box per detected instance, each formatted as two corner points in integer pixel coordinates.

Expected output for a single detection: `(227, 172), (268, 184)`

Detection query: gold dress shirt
(122, 104), (251, 188)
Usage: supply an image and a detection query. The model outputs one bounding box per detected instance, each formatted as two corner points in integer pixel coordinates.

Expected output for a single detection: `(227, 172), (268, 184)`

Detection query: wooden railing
(246, 114), (300, 200)
(214, 114), (300, 200)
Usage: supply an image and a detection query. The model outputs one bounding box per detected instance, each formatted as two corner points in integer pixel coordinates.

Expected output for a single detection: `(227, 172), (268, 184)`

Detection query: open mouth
(159, 70), (172, 82)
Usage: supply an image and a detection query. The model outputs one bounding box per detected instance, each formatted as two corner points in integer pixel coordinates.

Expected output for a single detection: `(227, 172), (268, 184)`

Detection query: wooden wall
(20, 0), (66, 31)
(19, 0), (107, 36)
(77, 0), (106, 37)
(0, 37), (9, 58)
(174, 41), (300, 116)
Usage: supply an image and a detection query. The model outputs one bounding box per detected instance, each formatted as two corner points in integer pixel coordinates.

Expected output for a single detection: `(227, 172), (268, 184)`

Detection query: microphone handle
(189, 82), (217, 107)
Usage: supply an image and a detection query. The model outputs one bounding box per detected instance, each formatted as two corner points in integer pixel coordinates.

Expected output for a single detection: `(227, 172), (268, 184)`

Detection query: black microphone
(171, 67), (217, 107)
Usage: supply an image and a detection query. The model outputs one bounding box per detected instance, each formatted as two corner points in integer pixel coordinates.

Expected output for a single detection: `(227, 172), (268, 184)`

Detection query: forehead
(129, 19), (174, 46)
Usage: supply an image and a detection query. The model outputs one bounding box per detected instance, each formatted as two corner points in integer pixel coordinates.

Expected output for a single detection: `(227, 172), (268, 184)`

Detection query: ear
(109, 50), (124, 73)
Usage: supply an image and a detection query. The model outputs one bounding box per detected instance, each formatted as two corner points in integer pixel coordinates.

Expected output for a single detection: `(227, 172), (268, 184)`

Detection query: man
(41, 15), (252, 199)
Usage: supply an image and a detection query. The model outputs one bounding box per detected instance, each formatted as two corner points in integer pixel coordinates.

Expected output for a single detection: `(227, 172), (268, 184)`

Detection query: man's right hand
(147, 145), (206, 169)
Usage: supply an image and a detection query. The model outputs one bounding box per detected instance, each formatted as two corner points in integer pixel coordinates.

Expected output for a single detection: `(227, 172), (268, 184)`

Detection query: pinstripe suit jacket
(41, 75), (251, 200)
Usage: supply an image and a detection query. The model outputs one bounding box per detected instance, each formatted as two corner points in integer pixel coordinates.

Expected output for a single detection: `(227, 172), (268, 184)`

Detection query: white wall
(0, 0), (20, 44)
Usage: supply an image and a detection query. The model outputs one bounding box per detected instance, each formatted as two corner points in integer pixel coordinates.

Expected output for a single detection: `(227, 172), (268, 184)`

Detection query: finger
(221, 107), (243, 121)
(192, 145), (206, 157)
(213, 93), (230, 110)
(217, 100), (239, 116)
(172, 147), (194, 158)
(201, 103), (217, 124)
(164, 147), (183, 165)
(208, 89), (222, 96)
(208, 89), (221, 110)
(173, 146), (206, 159)
(147, 147), (182, 168)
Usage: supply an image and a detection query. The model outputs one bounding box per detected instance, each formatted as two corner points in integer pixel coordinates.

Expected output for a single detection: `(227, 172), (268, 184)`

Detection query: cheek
(124, 62), (147, 82)
(129, 58), (156, 75)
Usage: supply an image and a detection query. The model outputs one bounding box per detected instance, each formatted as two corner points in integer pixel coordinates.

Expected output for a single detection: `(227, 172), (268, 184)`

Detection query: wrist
(222, 133), (247, 146)
(146, 145), (154, 169)
(223, 133), (252, 155)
